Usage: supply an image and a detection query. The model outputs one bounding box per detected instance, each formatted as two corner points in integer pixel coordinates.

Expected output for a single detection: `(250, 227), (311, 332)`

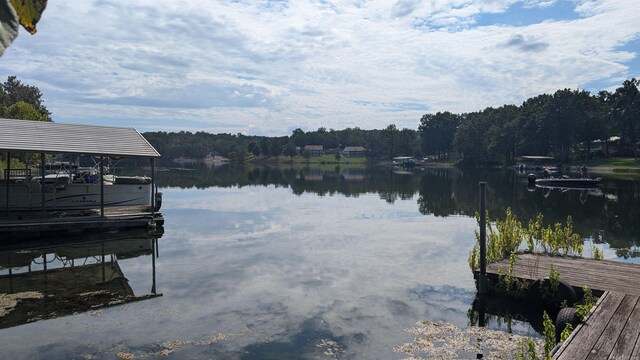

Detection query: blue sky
(1, 0), (639, 136)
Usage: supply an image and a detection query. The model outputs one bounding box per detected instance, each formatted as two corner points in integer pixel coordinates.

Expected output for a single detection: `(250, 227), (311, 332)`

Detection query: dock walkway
(481, 253), (640, 359)
(486, 253), (640, 295)
(0, 205), (163, 238)
(554, 291), (640, 359)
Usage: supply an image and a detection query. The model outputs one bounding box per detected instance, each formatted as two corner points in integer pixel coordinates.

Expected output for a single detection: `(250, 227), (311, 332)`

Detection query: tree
(2, 100), (48, 120)
(260, 139), (270, 157)
(270, 139), (283, 159)
(383, 124), (398, 158)
(516, 94), (553, 156)
(608, 79), (640, 156)
(335, 151), (341, 162)
(251, 144), (261, 157)
(283, 143), (297, 160)
(483, 105), (519, 164)
(453, 112), (491, 164)
(419, 112), (461, 159)
(1, 76), (51, 120)
(291, 128), (306, 147)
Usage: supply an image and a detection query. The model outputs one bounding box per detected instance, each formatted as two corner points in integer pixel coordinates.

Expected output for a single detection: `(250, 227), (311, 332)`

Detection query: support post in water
(479, 182), (487, 295)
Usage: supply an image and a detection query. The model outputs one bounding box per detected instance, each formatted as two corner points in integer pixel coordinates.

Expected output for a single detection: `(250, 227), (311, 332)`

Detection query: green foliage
(539, 265), (561, 300)
(560, 323), (573, 343)
(530, 215), (583, 256)
(468, 208), (584, 272)
(2, 100), (48, 120)
(449, 79), (640, 164)
(469, 207), (524, 271)
(525, 213), (544, 252)
(497, 252), (528, 295)
(118, 77), (639, 167)
(576, 286), (598, 321)
(542, 311), (556, 360)
(283, 143), (297, 159)
(1, 76), (51, 120)
(514, 338), (539, 360)
(592, 245), (604, 260)
(419, 111), (461, 160)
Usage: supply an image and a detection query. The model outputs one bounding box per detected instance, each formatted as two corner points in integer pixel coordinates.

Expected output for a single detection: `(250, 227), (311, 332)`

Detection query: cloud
(503, 33), (550, 52)
(0, 0), (638, 134)
(392, 0), (421, 18)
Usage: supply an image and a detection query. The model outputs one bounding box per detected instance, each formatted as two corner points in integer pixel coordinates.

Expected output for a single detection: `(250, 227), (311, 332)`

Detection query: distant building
(304, 145), (324, 156)
(341, 146), (367, 157)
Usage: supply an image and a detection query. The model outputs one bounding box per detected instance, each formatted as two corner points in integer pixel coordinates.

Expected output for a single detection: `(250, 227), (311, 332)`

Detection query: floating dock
(484, 253), (640, 296)
(477, 253), (640, 359)
(0, 205), (163, 239)
(554, 291), (640, 359)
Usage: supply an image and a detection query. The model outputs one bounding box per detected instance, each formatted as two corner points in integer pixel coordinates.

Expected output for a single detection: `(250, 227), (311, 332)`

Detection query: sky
(1, 0), (639, 136)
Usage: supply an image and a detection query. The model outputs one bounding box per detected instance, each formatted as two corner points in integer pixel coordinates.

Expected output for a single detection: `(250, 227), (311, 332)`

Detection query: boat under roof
(0, 118), (160, 158)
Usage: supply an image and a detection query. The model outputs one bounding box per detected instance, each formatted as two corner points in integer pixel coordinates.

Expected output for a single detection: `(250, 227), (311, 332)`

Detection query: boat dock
(554, 291), (640, 359)
(479, 253), (640, 359)
(485, 253), (640, 296)
(0, 205), (163, 239)
(1, 119), (164, 239)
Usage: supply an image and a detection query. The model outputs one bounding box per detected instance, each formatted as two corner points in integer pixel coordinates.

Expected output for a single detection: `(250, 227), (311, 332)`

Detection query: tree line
(421, 79), (640, 164)
(2, 75), (638, 166)
(143, 124), (421, 164)
(146, 79), (639, 165)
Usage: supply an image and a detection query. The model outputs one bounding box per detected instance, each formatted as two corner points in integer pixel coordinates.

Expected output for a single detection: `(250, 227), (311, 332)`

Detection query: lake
(1, 165), (639, 359)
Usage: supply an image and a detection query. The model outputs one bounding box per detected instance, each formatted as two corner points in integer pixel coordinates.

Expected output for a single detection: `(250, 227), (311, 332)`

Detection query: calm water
(1, 165), (639, 359)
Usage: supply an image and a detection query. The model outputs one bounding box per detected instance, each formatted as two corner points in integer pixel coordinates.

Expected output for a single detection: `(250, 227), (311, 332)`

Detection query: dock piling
(479, 182), (487, 295)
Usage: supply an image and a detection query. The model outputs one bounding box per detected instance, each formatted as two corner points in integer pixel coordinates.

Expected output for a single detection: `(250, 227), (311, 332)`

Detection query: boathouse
(303, 145), (324, 156)
(0, 118), (162, 238)
(341, 146), (367, 157)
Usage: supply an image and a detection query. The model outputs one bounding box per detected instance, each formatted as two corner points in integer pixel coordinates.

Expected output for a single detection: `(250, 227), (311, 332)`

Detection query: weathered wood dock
(486, 253), (640, 295)
(480, 253), (640, 359)
(0, 205), (163, 239)
(553, 291), (640, 359)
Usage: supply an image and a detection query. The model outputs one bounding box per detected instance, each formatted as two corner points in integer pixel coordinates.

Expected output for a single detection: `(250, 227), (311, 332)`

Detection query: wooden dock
(554, 291), (640, 359)
(485, 253), (640, 295)
(0, 205), (163, 239)
(480, 253), (640, 359)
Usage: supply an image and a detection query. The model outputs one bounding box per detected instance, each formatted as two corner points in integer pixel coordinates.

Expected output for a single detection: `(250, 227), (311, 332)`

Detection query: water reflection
(158, 165), (640, 252)
(0, 165), (637, 359)
(0, 230), (161, 330)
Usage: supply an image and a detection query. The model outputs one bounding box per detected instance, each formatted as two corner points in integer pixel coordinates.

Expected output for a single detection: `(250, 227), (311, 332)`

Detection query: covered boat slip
(0, 118), (162, 237)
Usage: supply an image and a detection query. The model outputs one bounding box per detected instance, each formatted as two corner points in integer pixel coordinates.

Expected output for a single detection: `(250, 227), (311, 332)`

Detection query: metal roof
(0, 118), (160, 157)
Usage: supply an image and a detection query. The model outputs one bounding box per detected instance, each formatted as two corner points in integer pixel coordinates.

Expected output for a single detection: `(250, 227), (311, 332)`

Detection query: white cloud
(0, 0), (638, 135)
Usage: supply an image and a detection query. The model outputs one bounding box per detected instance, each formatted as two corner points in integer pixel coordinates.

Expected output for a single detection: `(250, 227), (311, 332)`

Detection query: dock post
(151, 236), (157, 294)
(150, 157), (155, 216)
(479, 182), (487, 295)
(40, 152), (45, 214)
(5, 151), (10, 216)
(100, 155), (105, 217)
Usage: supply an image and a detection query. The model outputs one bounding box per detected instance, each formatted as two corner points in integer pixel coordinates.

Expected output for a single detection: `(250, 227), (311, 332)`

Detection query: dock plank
(0, 205), (162, 238)
(486, 253), (640, 296)
(585, 294), (638, 360)
(609, 296), (640, 360)
(482, 253), (640, 359)
(554, 291), (624, 360)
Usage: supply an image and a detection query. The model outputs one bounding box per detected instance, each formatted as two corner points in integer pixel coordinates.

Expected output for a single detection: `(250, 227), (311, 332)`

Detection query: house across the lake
(341, 146), (367, 157)
(304, 145), (324, 156)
